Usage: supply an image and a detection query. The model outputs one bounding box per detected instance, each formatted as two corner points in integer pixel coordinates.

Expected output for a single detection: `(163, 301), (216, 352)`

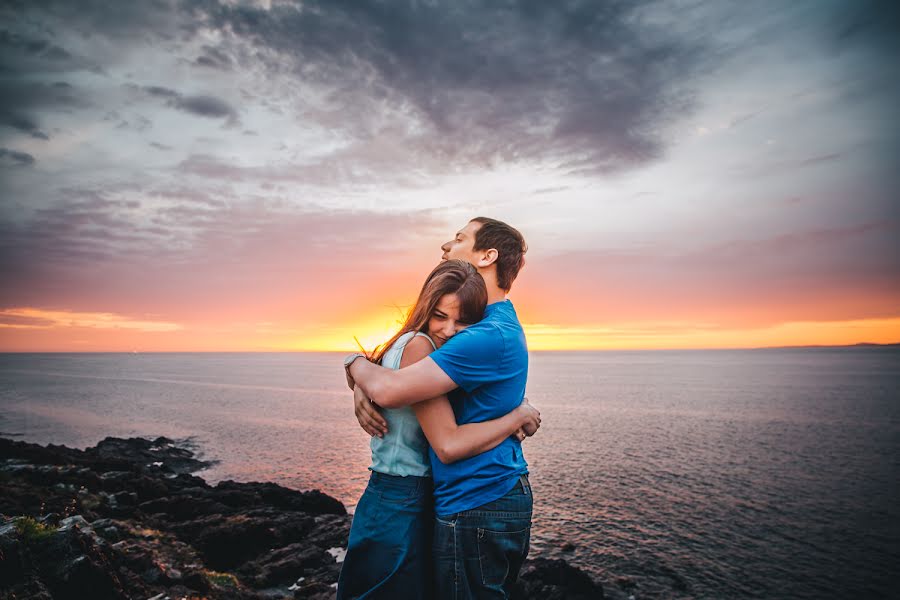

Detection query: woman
(337, 260), (539, 599)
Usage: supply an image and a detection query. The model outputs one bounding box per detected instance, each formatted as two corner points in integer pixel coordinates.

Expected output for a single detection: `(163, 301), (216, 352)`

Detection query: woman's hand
(513, 397), (541, 441)
(354, 384), (388, 438)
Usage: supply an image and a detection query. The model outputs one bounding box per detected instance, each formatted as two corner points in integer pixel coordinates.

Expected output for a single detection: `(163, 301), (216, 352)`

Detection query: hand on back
(513, 397), (541, 441)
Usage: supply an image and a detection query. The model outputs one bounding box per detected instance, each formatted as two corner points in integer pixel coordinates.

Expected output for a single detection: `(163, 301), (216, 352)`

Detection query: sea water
(1, 347), (897, 599)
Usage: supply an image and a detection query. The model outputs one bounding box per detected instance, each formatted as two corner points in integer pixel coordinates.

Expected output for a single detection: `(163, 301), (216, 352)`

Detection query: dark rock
(514, 558), (604, 600)
(0, 519), (28, 589)
(138, 493), (231, 521)
(173, 510), (319, 569)
(236, 542), (325, 587)
(91, 436), (214, 475)
(1, 513), (131, 600)
(182, 568), (212, 593)
(561, 541), (576, 552)
(2, 435), (606, 600)
(214, 480), (347, 516)
(62, 553), (125, 600)
(292, 580), (337, 600)
(111, 491), (138, 506)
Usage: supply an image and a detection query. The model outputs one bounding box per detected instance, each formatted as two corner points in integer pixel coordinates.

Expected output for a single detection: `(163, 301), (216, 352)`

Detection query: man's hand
(354, 384), (388, 438)
(513, 397), (541, 441)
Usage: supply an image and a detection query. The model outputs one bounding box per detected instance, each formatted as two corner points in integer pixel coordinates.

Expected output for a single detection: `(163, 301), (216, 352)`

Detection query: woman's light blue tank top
(369, 331), (435, 477)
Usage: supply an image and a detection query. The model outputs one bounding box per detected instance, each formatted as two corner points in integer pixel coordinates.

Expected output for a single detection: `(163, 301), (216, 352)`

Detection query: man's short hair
(470, 217), (527, 292)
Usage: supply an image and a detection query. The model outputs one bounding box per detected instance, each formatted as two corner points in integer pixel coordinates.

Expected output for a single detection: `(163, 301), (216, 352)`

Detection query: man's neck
(480, 269), (507, 305)
(486, 287), (507, 305)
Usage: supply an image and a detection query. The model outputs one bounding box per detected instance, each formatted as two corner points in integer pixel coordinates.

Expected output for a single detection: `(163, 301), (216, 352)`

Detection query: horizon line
(2, 341), (898, 354)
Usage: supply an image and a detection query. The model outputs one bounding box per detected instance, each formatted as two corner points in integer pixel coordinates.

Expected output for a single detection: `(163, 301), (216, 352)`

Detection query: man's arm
(348, 352), (457, 409)
(391, 336), (540, 464)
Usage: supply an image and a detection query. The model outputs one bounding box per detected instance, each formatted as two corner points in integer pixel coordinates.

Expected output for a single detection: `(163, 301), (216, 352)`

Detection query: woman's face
(427, 293), (472, 348)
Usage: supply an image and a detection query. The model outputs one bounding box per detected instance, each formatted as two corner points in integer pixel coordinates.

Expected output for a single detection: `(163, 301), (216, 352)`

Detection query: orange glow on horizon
(1, 306), (897, 352)
(520, 317), (900, 350)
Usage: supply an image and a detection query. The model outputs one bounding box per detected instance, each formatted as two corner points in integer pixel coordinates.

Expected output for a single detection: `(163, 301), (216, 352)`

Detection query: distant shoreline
(2, 342), (898, 354)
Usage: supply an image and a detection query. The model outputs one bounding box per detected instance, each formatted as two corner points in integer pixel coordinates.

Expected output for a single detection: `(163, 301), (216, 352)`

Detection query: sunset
(1, 2), (898, 600)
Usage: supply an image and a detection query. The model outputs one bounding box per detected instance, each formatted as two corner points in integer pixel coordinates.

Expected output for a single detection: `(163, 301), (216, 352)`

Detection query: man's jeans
(433, 475), (532, 599)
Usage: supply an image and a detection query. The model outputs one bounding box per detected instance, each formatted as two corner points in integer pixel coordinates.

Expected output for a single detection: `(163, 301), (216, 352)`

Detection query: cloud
(174, 94), (236, 120)
(137, 85), (238, 124)
(0, 29), (79, 74)
(144, 85), (179, 99)
(735, 152), (845, 178)
(3, 0), (897, 181)
(175, 144), (434, 188)
(0, 189), (448, 318)
(517, 221), (900, 328)
(0, 80), (88, 140)
(194, 45), (233, 70)
(0, 111), (49, 140)
(0, 147), (35, 166)
(0, 307), (181, 332)
(183, 0), (710, 173)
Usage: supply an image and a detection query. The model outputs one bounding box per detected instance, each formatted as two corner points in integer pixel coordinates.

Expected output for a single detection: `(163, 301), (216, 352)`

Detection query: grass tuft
(204, 570), (239, 588)
(14, 516), (56, 543)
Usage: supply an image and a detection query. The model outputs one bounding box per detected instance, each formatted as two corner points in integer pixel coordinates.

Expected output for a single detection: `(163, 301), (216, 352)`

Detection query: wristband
(343, 353), (366, 389)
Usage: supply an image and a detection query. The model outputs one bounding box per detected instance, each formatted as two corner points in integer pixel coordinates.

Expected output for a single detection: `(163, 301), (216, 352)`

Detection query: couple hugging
(340, 217), (542, 599)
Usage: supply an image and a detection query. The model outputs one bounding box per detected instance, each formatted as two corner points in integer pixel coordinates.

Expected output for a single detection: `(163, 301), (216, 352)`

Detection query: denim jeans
(337, 471), (434, 600)
(433, 475), (532, 600)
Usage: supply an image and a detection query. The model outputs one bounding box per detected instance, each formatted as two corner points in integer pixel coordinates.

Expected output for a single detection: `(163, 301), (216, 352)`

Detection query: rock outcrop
(1, 436), (602, 599)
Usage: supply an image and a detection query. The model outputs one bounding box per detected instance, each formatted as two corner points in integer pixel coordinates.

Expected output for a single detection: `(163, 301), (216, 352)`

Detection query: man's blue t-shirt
(428, 299), (529, 516)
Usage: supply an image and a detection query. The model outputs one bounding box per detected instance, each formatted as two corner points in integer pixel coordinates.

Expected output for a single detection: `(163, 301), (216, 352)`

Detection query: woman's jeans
(433, 474), (533, 599)
(337, 471), (434, 600)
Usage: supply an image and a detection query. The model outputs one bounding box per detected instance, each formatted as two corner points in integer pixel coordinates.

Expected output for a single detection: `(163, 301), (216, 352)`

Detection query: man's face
(441, 221), (482, 264)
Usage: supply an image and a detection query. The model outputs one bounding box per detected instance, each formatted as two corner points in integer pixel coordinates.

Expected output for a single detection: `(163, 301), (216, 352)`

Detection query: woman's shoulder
(412, 331), (437, 349)
(406, 333), (436, 352)
(399, 333), (436, 368)
(389, 330), (418, 348)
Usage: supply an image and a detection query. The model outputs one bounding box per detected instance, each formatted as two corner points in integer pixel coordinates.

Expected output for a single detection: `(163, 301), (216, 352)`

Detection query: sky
(0, 0), (898, 352)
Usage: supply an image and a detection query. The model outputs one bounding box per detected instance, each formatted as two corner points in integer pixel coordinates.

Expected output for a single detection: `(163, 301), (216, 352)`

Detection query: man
(344, 217), (533, 598)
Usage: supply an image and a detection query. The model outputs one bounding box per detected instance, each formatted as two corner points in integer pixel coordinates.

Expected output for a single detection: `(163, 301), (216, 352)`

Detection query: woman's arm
(413, 397), (539, 464)
(400, 335), (540, 464)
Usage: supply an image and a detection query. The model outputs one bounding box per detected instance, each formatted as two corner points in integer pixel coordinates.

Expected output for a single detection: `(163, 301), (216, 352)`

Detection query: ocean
(1, 348), (898, 599)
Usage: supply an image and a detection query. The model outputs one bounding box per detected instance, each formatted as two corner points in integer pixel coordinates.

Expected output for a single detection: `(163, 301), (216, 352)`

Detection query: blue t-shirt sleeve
(429, 324), (505, 393)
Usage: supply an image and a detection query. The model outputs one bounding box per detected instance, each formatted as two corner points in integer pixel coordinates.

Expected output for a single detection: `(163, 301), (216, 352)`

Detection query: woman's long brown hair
(369, 260), (487, 365)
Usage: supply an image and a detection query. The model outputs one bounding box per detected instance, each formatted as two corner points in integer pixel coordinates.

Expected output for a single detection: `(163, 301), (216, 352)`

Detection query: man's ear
(478, 248), (499, 268)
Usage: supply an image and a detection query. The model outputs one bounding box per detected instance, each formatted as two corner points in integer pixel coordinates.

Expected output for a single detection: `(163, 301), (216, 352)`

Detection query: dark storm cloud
(136, 84), (238, 123)
(194, 46), (233, 70)
(187, 0), (708, 172)
(143, 85), (180, 99)
(830, 0), (900, 51)
(174, 95), (236, 119)
(0, 0), (188, 42)
(3, 1), (899, 177)
(0, 112), (49, 140)
(0, 80), (87, 140)
(0, 29), (77, 73)
(0, 148), (35, 166)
